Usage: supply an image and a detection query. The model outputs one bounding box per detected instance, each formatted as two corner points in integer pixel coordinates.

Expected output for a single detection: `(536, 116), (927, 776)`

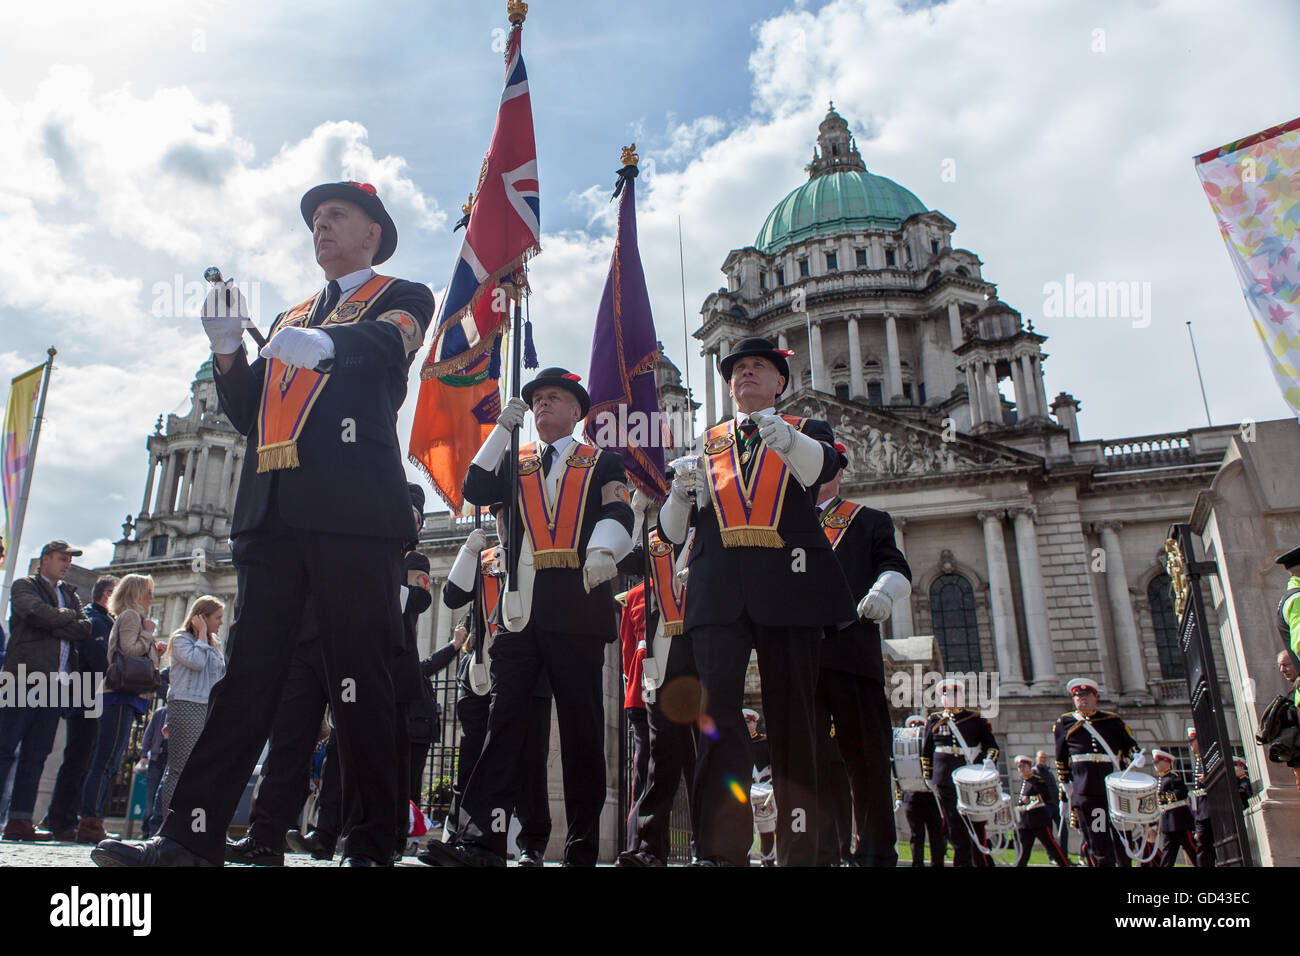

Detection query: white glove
(261, 327), (335, 368)
(753, 412), (795, 455)
(669, 467), (699, 504)
(983, 758), (998, 773)
(201, 279), (249, 355)
(631, 488), (653, 514)
(857, 591), (893, 622)
(583, 547), (617, 593)
(1129, 752), (1146, 770)
(464, 528), (488, 555)
(497, 397), (528, 431)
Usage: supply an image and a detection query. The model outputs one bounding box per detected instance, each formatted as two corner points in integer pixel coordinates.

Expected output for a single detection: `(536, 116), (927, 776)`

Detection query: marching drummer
(1052, 677), (1139, 867)
(1013, 755), (1069, 866)
(745, 708), (777, 866)
(900, 715), (946, 867)
(921, 678), (999, 867)
(1186, 728), (1216, 867)
(1152, 749), (1197, 867)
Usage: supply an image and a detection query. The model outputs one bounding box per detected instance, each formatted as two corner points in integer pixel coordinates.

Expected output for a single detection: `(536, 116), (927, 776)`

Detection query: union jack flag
(422, 21), (540, 378)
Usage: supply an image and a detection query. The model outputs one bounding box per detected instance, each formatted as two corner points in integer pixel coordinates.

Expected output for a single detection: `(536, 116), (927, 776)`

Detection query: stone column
(884, 313), (903, 402)
(193, 445), (211, 510)
(978, 510), (1027, 694)
(1010, 506), (1056, 692)
(982, 361), (1001, 425)
(157, 452), (177, 515)
(217, 444), (235, 513)
(1009, 355), (1028, 422)
(703, 350), (716, 427)
(964, 364), (983, 427)
(809, 321), (827, 392)
(180, 449), (197, 512)
(1019, 354), (1041, 417)
(1096, 521), (1147, 695)
(718, 337), (733, 419)
(846, 316), (865, 399)
(890, 517), (914, 640)
(140, 453), (158, 516)
(947, 300), (963, 349)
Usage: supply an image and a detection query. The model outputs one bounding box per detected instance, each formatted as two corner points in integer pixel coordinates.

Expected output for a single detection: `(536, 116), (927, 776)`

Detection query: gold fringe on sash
(663, 621), (683, 637)
(533, 551), (580, 570)
(257, 442), (300, 473)
(719, 528), (785, 549)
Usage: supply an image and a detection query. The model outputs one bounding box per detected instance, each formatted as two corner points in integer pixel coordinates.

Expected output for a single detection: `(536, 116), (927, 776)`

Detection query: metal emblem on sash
(704, 434), (734, 455)
(824, 513), (851, 529)
(518, 457), (542, 476)
(329, 302), (364, 323)
(566, 453), (597, 468)
(649, 539), (674, 558)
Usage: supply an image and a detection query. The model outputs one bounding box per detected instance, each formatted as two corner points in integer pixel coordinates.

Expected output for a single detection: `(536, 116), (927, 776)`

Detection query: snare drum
(892, 727), (927, 793)
(750, 781), (777, 833)
(1105, 771), (1159, 833)
(954, 766), (1002, 821)
(986, 793), (1016, 838)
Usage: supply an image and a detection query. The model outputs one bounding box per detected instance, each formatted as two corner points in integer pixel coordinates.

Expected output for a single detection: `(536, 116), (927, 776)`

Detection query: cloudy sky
(1, 0), (1296, 575)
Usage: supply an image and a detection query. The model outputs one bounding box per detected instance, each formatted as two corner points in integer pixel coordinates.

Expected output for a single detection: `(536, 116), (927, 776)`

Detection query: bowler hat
(521, 367), (590, 417)
(300, 181), (398, 265)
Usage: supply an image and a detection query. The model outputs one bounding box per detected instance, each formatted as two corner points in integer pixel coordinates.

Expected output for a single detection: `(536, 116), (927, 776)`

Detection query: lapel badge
(518, 456), (542, 476)
(704, 434), (734, 455)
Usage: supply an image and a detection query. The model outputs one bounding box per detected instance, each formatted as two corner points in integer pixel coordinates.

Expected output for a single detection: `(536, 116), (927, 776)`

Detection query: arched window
(929, 574), (982, 671)
(1148, 573), (1184, 679)
(955, 266), (970, 277)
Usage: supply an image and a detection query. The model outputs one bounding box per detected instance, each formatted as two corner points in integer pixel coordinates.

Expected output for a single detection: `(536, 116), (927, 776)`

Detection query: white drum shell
(1105, 772), (1159, 831)
(751, 782), (777, 833)
(985, 794), (1015, 836)
(954, 766), (1002, 821)
(892, 727), (927, 793)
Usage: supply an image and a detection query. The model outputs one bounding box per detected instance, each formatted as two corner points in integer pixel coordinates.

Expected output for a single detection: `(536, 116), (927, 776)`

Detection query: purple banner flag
(584, 160), (669, 501)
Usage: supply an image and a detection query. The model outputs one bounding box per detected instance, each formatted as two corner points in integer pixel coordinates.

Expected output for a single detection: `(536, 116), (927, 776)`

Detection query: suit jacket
(392, 549), (432, 703)
(213, 277), (435, 540)
(681, 418), (856, 630)
(463, 445), (633, 640)
(4, 576), (91, 675)
(819, 505), (910, 679)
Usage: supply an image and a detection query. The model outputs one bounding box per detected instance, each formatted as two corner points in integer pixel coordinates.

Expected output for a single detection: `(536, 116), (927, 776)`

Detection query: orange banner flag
(408, 346), (501, 511)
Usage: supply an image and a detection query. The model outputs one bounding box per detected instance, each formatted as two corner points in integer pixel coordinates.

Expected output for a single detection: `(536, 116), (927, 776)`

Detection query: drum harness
(1069, 713), (1156, 864)
(944, 716), (1011, 860)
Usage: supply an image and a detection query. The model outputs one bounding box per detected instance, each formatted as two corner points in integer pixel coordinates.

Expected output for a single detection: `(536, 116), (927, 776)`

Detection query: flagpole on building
(1, 346), (57, 618)
(1185, 321), (1213, 427)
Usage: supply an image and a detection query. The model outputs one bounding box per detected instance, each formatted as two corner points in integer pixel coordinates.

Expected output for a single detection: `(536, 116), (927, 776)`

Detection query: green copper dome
(196, 358), (214, 383)
(755, 168), (927, 255)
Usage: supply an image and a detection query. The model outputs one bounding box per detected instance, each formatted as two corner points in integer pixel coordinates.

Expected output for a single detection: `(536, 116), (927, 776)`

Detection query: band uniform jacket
(681, 418), (856, 631)
(1191, 753), (1213, 823)
(1157, 770), (1195, 834)
(213, 277), (435, 540)
(1016, 771), (1055, 830)
(1053, 710), (1138, 802)
(462, 450), (634, 640)
(921, 709), (999, 786)
(820, 505), (910, 681)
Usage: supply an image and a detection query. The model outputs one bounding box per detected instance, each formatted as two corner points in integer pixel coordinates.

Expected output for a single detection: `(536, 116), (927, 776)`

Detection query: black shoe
(91, 836), (216, 868)
(286, 828), (336, 861)
(339, 856), (388, 867)
(418, 841), (506, 868)
(516, 848), (545, 867)
(616, 849), (666, 867)
(225, 836), (284, 867)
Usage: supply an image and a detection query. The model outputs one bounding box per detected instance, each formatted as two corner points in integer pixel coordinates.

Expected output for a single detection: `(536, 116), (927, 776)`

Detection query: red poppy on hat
(348, 181), (378, 195)
(834, 442), (848, 454)
(563, 373), (581, 382)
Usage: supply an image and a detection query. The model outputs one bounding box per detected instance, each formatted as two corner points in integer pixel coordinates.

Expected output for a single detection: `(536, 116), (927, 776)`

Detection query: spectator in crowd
(78, 573), (163, 844)
(136, 704), (168, 838)
(38, 575), (118, 841)
(0, 541), (92, 841)
(157, 596), (226, 819)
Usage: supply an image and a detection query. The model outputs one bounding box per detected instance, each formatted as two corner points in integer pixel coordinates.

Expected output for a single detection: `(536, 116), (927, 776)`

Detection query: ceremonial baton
(204, 267), (267, 348)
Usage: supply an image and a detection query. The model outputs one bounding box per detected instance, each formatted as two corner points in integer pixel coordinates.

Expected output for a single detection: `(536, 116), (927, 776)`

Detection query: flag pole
(677, 215), (692, 438)
(1185, 321), (1213, 427)
(1, 347), (56, 619)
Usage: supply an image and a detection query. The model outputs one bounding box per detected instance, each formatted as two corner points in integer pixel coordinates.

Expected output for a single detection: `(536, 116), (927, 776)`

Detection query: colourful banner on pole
(1, 365), (44, 568)
(408, 347), (502, 512)
(1194, 116), (1300, 415)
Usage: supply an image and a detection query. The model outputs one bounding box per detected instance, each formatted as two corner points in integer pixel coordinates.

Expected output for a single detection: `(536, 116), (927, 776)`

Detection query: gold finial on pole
(462, 193), (474, 217)
(508, 0), (527, 25)
(621, 144), (639, 167)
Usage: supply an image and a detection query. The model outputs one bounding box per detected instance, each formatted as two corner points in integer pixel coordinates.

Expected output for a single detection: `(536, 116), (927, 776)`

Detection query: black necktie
(738, 420), (758, 478)
(739, 420), (758, 440)
(541, 445), (555, 476)
(312, 280), (341, 327)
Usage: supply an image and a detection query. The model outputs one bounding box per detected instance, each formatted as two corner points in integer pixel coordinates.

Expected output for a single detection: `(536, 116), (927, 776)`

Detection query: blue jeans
(0, 704), (62, 820)
(80, 700), (138, 819)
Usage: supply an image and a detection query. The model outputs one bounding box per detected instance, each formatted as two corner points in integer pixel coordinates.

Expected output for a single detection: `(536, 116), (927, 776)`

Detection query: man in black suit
(812, 445), (911, 866)
(93, 181), (434, 867)
(422, 366), (634, 867)
(659, 337), (856, 867)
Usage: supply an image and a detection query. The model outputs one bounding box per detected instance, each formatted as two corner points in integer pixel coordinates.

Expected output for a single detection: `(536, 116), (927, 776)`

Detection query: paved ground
(0, 838), (435, 867)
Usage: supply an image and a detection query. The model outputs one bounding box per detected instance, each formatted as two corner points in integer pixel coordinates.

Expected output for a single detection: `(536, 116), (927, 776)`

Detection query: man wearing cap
(423, 366), (633, 867)
(900, 715), (946, 867)
(0, 541), (92, 841)
(95, 182), (434, 868)
(658, 336), (855, 866)
(922, 679), (1000, 867)
(1152, 749), (1196, 867)
(812, 442), (910, 866)
(1186, 728), (1216, 868)
(1053, 678), (1139, 867)
(1013, 755), (1068, 866)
